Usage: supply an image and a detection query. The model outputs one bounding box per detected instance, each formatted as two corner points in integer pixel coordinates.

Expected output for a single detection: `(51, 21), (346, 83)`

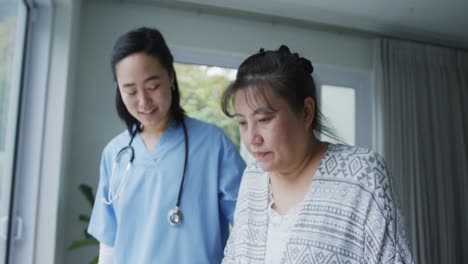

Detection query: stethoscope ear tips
(168, 208), (183, 225)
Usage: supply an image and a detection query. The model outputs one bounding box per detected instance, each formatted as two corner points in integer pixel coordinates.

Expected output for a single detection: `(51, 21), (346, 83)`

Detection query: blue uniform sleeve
(87, 148), (117, 247)
(218, 133), (246, 225)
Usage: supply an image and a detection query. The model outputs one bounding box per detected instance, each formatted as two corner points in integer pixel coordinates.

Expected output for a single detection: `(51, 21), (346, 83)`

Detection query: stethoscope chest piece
(168, 208), (183, 225)
(105, 121), (189, 227)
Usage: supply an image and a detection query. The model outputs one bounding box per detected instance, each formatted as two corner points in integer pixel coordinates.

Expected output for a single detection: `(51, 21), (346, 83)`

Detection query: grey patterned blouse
(223, 144), (413, 264)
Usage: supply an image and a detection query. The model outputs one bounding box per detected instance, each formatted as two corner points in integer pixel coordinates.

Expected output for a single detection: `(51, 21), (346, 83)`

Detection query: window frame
(0, 1), (27, 262)
(7, 0), (53, 263)
(171, 47), (243, 69)
(314, 64), (373, 148)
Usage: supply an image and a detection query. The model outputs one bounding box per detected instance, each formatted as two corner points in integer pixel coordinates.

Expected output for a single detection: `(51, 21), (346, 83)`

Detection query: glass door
(0, 0), (26, 261)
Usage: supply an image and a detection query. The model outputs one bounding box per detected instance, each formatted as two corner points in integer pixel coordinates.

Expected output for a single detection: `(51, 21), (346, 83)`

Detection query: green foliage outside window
(175, 63), (240, 148)
(0, 16), (15, 151)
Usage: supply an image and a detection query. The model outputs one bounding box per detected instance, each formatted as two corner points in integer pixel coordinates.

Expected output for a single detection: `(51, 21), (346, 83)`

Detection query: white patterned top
(223, 144), (413, 264)
(265, 182), (302, 264)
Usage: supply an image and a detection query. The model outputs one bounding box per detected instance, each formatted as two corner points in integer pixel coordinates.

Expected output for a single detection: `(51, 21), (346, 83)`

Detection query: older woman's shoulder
(327, 144), (387, 168)
(320, 144), (390, 190)
(239, 162), (269, 185)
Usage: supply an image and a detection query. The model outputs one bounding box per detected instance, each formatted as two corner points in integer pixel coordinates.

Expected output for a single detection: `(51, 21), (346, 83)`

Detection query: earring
(171, 85), (175, 91)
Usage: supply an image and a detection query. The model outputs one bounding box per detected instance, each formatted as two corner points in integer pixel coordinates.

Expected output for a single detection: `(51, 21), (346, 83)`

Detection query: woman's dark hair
(111, 27), (185, 133)
(221, 45), (335, 139)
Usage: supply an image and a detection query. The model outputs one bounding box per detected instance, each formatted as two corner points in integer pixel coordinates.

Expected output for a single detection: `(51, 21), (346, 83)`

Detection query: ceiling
(121, 0), (468, 49)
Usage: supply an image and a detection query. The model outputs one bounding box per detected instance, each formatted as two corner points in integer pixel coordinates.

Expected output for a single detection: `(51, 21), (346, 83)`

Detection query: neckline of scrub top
(134, 119), (184, 161)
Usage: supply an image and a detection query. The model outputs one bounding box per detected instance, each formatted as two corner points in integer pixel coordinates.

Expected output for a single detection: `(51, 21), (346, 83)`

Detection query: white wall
(60, 1), (375, 263)
(49, 1), (82, 263)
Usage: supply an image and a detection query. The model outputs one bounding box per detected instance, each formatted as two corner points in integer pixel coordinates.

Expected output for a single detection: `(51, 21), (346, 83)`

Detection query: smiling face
(234, 87), (314, 173)
(115, 52), (174, 132)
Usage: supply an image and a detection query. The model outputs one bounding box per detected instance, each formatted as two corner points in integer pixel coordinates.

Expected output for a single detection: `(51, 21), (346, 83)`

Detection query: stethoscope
(102, 120), (189, 226)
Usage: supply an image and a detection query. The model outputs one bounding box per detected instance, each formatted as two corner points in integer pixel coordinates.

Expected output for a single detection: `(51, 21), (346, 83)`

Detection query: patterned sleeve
(222, 225), (237, 264)
(218, 130), (246, 225)
(221, 172), (244, 264)
(363, 153), (413, 263)
(222, 163), (259, 264)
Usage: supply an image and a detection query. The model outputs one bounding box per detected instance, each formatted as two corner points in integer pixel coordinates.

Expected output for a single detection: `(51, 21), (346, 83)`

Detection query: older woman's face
(234, 88), (312, 173)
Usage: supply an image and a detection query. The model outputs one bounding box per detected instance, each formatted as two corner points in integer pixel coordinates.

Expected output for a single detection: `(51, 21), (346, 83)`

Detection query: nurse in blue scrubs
(87, 27), (246, 263)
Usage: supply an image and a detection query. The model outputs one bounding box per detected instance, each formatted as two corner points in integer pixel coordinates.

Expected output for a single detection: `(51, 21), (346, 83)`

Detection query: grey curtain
(374, 38), (468, 264)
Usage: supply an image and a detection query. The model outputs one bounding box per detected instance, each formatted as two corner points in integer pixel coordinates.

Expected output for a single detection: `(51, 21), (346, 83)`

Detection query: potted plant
(68, 184), (99, 264)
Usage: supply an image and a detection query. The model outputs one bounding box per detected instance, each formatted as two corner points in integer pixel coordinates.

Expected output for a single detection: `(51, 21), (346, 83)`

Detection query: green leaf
(79, 214), (90, 222)
(90, 255), (99, 264)
(83, 228), (92, 239)
(79, 184), (95, 207)
(68, 238), (99, 250)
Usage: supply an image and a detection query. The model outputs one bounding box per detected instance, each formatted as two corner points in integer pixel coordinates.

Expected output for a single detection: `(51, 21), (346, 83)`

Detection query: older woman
(221, 45), (413, 264)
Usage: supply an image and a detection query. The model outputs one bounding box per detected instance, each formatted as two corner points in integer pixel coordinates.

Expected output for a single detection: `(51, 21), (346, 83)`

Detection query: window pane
(320, 85), (356, 145)
(0, 0), (25, 260)
(175, 63), (240, 148)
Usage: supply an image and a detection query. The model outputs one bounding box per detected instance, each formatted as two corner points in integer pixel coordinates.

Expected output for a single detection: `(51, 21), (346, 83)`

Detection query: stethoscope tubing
(176, 120), (189, 208)
(102, 128), (138, 205)
(102, 120), (189, 217)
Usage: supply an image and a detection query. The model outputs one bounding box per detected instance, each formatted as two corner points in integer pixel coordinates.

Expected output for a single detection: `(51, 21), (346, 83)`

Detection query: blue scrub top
(88, 117), (246, 263)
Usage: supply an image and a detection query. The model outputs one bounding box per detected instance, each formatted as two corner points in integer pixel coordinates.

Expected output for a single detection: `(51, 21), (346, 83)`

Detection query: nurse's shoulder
(184, 116), (232, 146)
(101, 129), (134, 159)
